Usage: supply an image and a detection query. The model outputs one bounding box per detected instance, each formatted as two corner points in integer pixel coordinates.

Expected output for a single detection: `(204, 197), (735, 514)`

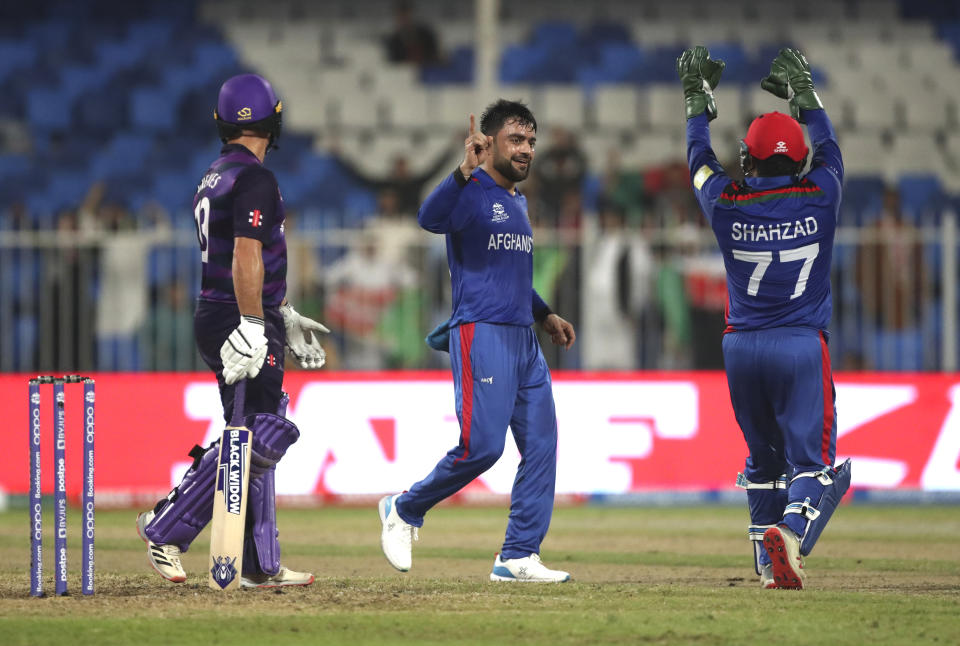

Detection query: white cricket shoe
(489, 553), (571, 582)
(241, 566), (315, 589)
(759, 563), (776, 589)
(763, 525), (806, 590)
(378, 494), (418, 571)
(136, 511), (186, 583)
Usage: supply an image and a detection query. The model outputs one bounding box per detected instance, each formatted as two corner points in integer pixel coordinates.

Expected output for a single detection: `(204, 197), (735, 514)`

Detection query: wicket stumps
(28, 375), (95, 597)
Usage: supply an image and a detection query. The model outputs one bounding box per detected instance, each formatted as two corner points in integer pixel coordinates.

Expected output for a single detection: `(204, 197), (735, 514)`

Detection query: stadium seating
(2, 0), (959, 372)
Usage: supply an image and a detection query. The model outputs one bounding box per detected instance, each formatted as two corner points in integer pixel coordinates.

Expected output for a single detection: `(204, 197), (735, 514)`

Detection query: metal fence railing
(1, 214), (956, 373)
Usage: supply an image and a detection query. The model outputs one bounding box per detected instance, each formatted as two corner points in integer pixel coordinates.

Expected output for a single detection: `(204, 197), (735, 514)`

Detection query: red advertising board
(1, 371), (958, 503)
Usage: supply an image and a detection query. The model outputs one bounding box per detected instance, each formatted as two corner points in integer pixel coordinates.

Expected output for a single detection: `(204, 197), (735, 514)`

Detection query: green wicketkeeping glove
(677, 45), (725, 121)
(761, 48), (822, 121)
(760, 58), (801, 120)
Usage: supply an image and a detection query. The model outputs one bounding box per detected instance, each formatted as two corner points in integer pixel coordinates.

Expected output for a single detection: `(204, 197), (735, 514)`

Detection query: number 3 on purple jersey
(194, 196), (210, 263)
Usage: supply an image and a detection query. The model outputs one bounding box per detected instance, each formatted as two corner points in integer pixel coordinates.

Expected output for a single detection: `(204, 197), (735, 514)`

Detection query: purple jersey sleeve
(232, 166), (279, 243)
(686, 113), (732, 224)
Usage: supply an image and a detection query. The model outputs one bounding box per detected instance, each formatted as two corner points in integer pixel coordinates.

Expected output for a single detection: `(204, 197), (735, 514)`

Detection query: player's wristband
(533, 306), (553, 324)
(453, 166), (470, 187)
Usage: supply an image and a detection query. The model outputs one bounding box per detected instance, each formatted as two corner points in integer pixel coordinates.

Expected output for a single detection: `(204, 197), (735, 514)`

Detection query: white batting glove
(220, 315), (268, 385)
(280, 302), (330, 369)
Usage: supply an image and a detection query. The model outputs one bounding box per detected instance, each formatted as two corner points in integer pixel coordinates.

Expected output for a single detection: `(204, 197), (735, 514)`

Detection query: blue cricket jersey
(418, 168), (551, 327)
(687, 110), (843, 331)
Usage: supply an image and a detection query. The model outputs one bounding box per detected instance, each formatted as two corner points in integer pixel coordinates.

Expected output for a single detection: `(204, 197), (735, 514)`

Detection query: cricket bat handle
(231, 379), (247, 427)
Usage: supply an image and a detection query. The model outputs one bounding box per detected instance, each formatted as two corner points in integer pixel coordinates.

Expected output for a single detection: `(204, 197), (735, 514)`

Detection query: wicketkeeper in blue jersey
(379, 100), (576, 582)
(679, 46), (851, 589)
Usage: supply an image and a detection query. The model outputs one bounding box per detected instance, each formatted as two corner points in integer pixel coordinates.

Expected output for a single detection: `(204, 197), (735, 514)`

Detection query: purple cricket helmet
(214, 73), (283, 149)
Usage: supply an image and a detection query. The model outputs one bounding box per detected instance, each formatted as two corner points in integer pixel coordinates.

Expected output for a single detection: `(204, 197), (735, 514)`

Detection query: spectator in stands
(384, 0), (441, 65)
(38, 208), (96, 372)
(337, 151), (453, 215)
(854, 187), (930, 370)
(581, 204), (653, 369)
(532, 127), (587, 227)
(597, 150), (648, 227)
(148, 282), (194, 371)
(323, 228), (418, 369)
(78, 181), (170, 371)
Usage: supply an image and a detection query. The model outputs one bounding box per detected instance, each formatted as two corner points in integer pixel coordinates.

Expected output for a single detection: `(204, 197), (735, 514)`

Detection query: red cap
(742, 111), (808, 162)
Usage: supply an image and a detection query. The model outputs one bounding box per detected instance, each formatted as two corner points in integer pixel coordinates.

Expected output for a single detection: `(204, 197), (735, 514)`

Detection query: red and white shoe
(763, 525), (805, 590)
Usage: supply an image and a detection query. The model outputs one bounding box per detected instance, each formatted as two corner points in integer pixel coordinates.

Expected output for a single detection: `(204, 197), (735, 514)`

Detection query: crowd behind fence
(1, 205), (956, 374)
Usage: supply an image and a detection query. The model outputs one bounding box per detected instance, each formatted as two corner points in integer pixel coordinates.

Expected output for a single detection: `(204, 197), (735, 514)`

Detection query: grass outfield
(0, 504), (958, 645)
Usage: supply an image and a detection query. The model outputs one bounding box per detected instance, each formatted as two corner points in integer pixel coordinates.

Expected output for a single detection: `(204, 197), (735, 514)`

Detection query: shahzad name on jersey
(731, 216), (819, 242)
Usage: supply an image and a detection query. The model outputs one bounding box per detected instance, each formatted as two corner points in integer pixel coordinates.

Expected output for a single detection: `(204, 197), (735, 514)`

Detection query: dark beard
(493, 154), (529, 182)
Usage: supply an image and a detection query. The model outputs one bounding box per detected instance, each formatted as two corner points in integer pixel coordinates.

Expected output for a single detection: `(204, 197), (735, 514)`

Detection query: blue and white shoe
(760, 563), (776, 589)
(489, 553), (570, 582)
(378, 494), (417, 572)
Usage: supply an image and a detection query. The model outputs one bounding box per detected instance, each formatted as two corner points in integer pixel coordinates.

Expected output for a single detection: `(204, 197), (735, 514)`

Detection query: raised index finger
(468, 113), (476, 135)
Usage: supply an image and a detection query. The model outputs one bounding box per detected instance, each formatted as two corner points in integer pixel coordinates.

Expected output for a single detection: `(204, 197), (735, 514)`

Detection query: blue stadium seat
(640, 46), (682, 83)
(93, 38), (149, 75)
(59, 64), (113, 101)
(0, 154), (29, 180)
(0, 39), (38, 82)
(939, 22), (960, 60)
(531, 21), (579, 50)
(421, 46), (474, 84)
(126, 20), (176, 48)
(192, 41), (238, 78)
(704, 43), (748, 82)
(28, 171), (90, 216)
(89, 133), (154, 178)
(76, 84), (130, 134)
(151, 171), (194, 218)
(841, 176), (886, 225)
(596, 43), (645, 82)
(898, 174), (945, 221)
(130, 86), (181, 131)
(26, 87), (74, 130)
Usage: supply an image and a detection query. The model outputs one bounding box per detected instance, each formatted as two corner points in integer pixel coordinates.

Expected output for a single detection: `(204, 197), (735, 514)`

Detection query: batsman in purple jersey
(680, 46), (851, 590)
(379, 101), (577, 583)
(135, 74), (329, 588)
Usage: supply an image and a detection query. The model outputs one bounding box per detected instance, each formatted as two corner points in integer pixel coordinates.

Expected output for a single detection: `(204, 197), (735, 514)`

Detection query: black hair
(479, 99), (537, 136)
(754, 154), (804, 177)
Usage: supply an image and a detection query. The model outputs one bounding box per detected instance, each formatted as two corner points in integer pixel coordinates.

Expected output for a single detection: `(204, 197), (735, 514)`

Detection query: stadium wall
(2, 371), (959, 506)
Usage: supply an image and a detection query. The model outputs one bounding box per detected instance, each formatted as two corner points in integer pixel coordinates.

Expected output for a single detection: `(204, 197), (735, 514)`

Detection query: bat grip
(231, 379), (247, 427)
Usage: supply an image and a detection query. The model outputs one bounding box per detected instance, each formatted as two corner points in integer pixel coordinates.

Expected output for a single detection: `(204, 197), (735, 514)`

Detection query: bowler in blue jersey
(679, 47), (851, 590)
(135, 74), (328, 588)
(379, 100), (576, 582)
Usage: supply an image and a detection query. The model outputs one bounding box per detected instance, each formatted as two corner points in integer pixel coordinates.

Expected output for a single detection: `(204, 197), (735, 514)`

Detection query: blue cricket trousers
(396, 322), (559, 559)
(722, 327), (837, 483)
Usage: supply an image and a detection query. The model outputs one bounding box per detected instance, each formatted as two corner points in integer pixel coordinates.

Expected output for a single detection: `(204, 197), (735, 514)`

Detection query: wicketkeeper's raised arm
(761, 48), (843, 189)
(678, 46), (730, 220)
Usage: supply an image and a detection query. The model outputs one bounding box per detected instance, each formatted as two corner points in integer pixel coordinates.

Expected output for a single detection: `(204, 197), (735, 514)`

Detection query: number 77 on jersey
(208, 380), (253, 591)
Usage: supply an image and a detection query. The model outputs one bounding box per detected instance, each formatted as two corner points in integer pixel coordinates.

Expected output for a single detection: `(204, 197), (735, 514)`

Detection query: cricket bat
(208, 379), (253, 591)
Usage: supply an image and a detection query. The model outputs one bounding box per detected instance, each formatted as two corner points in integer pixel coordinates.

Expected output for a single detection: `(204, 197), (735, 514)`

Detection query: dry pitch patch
(0, 506), (958, 645)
